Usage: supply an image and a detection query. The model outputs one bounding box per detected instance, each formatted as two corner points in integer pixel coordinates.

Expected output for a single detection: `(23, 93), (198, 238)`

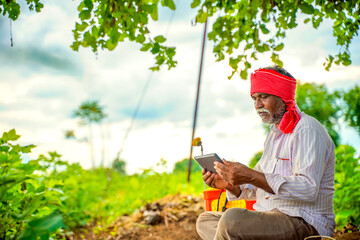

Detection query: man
(196, 66), (335, 240)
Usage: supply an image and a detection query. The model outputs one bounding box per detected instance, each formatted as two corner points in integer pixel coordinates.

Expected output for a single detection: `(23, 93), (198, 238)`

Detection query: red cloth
(250, 68), (300, 134)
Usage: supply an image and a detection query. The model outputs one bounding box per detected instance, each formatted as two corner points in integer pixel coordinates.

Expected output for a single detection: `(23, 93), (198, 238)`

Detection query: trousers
(196, 208), (320, 240)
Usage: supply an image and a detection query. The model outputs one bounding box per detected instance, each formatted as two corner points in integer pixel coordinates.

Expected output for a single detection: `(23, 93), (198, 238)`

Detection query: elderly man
(196, 66), (335, 240)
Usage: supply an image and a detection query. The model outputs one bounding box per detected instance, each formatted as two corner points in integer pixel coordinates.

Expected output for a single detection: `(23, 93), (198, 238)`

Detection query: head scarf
(250, 68), (300, 134)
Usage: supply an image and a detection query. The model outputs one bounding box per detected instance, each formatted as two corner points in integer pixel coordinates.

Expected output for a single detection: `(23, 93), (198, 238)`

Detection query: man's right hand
(202, 169), (229, 189)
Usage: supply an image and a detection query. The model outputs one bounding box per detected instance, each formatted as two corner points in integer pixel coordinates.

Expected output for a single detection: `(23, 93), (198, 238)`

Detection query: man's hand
(214, 158), (275, 194)
(214, 159), (253, 186)
(202, 169), (229, 189)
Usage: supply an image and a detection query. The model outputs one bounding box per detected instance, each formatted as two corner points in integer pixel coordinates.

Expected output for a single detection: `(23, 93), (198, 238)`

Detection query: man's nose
(254, 99), (264, 109)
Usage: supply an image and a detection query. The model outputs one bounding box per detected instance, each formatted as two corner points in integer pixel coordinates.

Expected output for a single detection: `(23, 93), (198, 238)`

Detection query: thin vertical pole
(187, 19), (208, 182)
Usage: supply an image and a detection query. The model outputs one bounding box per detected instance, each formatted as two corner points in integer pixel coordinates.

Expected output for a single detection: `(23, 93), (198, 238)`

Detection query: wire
(10, 19), (13, 47)
(115, 1), (179, 160)
(115, 73), (153, 159)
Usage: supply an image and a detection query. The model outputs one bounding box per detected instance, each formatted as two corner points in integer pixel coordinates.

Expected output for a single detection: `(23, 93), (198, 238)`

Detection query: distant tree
(112, 158), (126, 175)
(64, 129), (76, 139)
(73, 100), (107, 168)
(342, 85), (360, 135)
(248, 151), (263, 169)
(173, 158), (202, 173)
(295, 82), (341, 146)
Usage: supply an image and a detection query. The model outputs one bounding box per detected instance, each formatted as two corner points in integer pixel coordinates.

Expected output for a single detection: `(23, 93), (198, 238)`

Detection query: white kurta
(227, 111), (336, 236)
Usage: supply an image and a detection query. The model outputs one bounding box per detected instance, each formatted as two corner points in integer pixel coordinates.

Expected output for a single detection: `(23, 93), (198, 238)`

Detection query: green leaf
(136, 34), (145, 43)
(19, 228), (37, 240)
(0, 146), (10, 152)
(166, 47), (176, 58)
(166, 0), (176, 10)
(191, 0), (201, 8)
(79, 10), (91, 20)
(338, 11), (346, 20)
(84, 0), (93, 10)
(299, 3), (314, 14)
(150, 7), (158, 21)
(154, 35), (166, 43)
(304, 18), (311, 24)
(274, 43), (284, 51)
(196, 11), (207, 23)
(106, 39), (118, 51)
(140, 43), (152, 51)
(260, 24), (269, 34)
(342, 58), (351, 66)
(2, 129), (20, 142)
(22, 144), (36, 153)
(240, 69), (248, 79)
(151, 43), (160, 54)
(19, 212), (66, 240)
(76, 22), (89, 32)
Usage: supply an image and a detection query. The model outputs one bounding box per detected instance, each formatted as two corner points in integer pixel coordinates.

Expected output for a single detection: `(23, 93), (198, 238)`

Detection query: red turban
(250, 68), (300, 134)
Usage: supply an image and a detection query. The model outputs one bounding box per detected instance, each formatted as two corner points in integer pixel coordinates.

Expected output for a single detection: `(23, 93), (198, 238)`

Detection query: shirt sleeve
(226, 161), (261, 201)
(264, 128), (331, 202)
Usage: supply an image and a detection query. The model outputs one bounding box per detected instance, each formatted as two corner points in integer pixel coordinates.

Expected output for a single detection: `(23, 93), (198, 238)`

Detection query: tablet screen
(194, 153), (223, 173)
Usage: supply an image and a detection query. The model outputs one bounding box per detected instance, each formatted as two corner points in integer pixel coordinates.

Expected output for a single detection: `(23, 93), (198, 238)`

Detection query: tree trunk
(100, 123), (106, 167)
(89, 124), (95, 168)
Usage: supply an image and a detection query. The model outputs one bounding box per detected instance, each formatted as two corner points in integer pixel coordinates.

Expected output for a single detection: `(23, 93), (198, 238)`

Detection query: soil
(68, 194), (360, 240)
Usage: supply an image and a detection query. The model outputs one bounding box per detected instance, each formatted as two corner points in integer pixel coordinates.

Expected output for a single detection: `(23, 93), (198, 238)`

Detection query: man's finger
(215, 161), (229, 172)
(222, 158), (231, 166)
(205, 173), (215, 186)
(202, 171), (211, 180)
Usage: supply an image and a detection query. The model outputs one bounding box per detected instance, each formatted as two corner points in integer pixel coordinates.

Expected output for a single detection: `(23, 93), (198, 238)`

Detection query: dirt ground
(69, 194), (359, 240)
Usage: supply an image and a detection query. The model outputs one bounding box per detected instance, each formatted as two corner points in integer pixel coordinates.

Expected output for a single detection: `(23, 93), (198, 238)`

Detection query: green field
(1, 129), (359, 239)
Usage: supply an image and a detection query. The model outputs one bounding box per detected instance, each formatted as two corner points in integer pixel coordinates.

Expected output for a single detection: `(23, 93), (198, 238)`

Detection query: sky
(1, 1), (359, 174)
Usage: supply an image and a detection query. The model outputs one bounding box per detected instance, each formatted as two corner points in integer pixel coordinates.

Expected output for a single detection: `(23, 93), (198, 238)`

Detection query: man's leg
(196, 211), (224, 240)
(215, 208), (319, 240)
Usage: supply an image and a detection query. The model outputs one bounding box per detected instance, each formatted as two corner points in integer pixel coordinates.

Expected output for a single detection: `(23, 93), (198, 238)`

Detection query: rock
(143, 210), (162, 225)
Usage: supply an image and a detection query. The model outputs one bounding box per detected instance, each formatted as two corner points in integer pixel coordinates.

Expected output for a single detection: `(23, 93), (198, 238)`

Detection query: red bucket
(203, 188), (223, 211)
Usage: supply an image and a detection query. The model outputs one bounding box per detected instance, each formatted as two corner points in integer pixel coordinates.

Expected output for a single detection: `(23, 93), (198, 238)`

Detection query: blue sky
(0, 1), (359, 173)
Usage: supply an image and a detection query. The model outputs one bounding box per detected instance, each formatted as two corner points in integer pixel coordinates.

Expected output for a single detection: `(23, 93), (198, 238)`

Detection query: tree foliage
(71, 0), (177, 71)
(334, 145), (360, 227)
(342, 85), (360, 135)
(73, 100), (107, 125)
(248, 151), (263, 169)
(295, 82), (341, 146)
(0, 129), (67, 239)
(112, 157), (126, 175)
(193, 0), (359, 79)
(2, 1), (359, 77)
(173, 158), (202, 173)
(0, 0), (43, 20)
(73, 100), (107, 168)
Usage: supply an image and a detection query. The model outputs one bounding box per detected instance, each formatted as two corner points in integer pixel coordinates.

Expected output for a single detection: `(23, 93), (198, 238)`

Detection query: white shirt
(227, 111), (336, 236)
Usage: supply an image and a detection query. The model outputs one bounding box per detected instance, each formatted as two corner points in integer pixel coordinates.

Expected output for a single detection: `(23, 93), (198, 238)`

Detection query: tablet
(194, 153), (223, 173)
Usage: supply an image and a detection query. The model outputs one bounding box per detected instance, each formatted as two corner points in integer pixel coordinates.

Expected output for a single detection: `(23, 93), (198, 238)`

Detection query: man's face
(251, 92), (286, 125)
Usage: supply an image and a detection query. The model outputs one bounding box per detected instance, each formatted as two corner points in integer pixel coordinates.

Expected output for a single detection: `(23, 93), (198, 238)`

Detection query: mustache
(257, 108), (270, 114)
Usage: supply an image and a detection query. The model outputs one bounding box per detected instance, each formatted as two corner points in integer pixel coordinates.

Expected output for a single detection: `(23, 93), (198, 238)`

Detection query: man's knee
(217, 208), (250, 238)
(196, 211), (223, 240)
(196, 212), (208, 233)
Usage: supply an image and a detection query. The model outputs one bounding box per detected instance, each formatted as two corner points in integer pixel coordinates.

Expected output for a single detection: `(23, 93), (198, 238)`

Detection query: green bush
(0, 129), (205, 239)
(173, 158), (202, 173)
(0, 130), (66, 239)
(334, 145), (360, 227)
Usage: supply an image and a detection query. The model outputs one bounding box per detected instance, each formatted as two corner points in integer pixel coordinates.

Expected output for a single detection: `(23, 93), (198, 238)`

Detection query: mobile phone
(194, 153), (223, 173)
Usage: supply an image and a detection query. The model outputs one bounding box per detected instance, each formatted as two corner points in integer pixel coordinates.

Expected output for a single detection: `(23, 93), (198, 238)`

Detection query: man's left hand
(214, 159), (253, 186)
